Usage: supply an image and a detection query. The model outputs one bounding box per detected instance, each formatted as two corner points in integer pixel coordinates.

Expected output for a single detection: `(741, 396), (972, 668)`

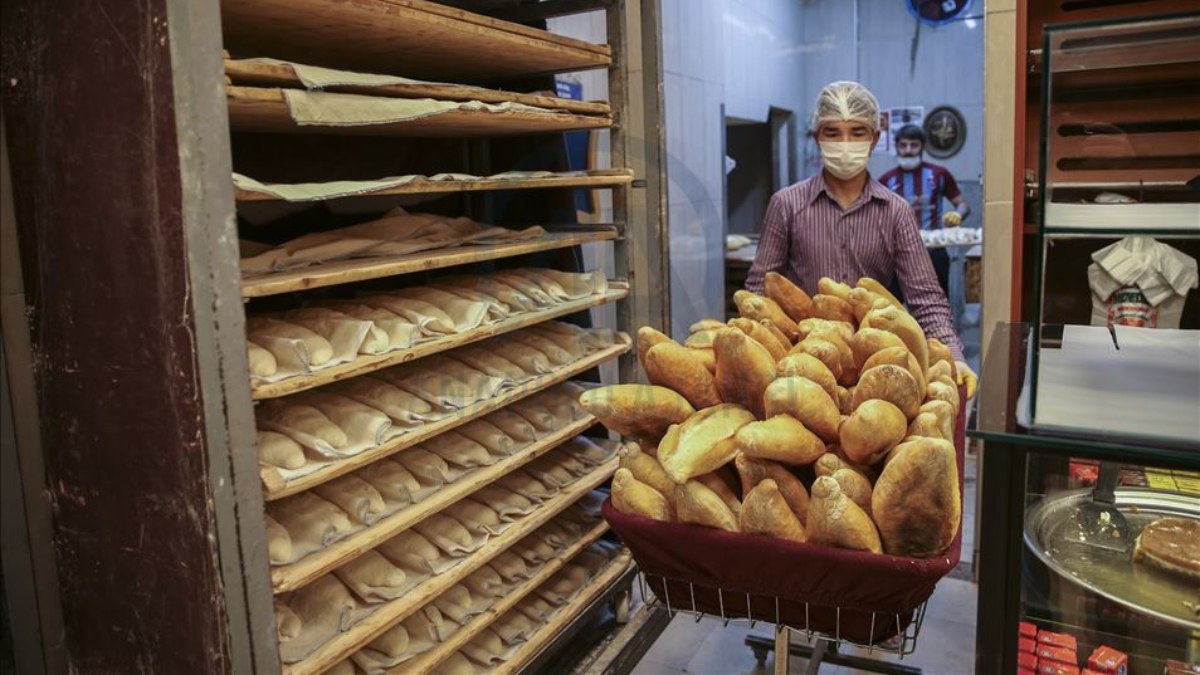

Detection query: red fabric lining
(604, 386), (967, 643)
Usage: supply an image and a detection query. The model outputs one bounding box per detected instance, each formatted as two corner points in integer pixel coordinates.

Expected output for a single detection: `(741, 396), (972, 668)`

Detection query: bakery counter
(970, 323), (1200, 675)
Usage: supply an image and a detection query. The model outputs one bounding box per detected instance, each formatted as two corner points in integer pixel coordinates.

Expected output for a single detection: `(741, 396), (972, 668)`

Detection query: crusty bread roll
(813, 451), (872, 481)
(734, 415), (825, 466)
(796, 318), (855, 344)
(915, 400), (956, 440)
(579, 384), (695, 444)
(927, 360), (954, 384)
(689, 346), (717, 375)
(872, 437), (960, 558)
(849, 328), (907, 372)
(734, 290), (801, 342)
(762, 376), (841, 442)
(927, 338), (957, 379)
(863, 345), (925, 392)
(839, 399), (907, 465)
(674, 479), (738, 531)
(832, 468), (873, 518)
(684, 329), (717, 349)
(764, 272), (813, 322)
(776, 353), (838, 401)
(740, 479), (807, 543)
(856, 277), (903, 310)
(852, 364), (923, 419)
(728, 317), (788, 361)
(612, 468), (673, 522)
(788, 337), (844, 382)
(636, 326), (672, 369)
(713, 329), (776, 419)
(836, 386), (854, 415)
(690, 318), (725, 334)
(258, 430), (307, 470)
(795, 324), (855, 385)
(812, 294), (856, 324)
(644, 341), (722, 409)
(618, 443), (676, 500)
(862, 305), (929, 372)
(759, 319), (794, 351)
(925, 376), (961, 416)
(818, 277), (854, 302)
(658, 404), (756, 483)
(248, 342), (278, 378)
(695, 472), (742, 517)
(847, 287), (890, 323)
(808, 476), (881, 553)
(735, 454), (810, 525)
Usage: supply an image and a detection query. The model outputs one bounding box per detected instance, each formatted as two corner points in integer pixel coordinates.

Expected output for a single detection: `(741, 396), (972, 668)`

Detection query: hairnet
(811, 81), (880, 132)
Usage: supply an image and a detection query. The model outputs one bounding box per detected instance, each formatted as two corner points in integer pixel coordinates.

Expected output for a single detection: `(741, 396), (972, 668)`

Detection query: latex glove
(955, 360), (977, 400)
(942, 211), (963, 228)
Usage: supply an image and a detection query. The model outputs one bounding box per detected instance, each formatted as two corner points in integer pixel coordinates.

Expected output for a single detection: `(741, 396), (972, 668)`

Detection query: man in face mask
(879, 124), (970, 294)
(746, 81), (972, 381)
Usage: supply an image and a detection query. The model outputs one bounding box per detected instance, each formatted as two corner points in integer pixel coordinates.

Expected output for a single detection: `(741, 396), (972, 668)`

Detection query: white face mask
(897, 155), (921, 170)
(819, 141), (872, 180)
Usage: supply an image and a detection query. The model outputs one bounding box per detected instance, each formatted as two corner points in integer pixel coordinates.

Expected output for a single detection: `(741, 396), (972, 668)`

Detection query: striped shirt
(745, 173), (964, 358)
(878, 162), (962, 231)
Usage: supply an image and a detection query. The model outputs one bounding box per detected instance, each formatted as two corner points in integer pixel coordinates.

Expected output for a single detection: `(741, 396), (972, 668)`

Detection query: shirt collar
(808, 172), (890, 206)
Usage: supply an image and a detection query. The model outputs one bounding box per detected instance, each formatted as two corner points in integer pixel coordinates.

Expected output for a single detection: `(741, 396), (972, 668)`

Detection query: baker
(745, 80), (975, 390)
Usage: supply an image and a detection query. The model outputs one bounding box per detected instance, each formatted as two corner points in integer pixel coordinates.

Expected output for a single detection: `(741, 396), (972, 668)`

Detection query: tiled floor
(629, 455), (981, 675)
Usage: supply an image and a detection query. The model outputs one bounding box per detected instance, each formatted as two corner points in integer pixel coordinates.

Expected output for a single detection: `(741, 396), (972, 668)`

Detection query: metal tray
(1024, 487), (1200, 631)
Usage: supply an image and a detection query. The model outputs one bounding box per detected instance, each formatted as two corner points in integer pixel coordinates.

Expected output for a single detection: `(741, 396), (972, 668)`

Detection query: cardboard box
(1038, 630), (1079, 651)
(1038, 661), (1081, 675)
(1020, 621), (1039, 639)
(1164, 660), (1200, 675)
(1087, 646), (1128, 674)
(1021, 637), (1037, 653)
(1019, 651), (1039, 670)
(1037, 644), (1078, 664)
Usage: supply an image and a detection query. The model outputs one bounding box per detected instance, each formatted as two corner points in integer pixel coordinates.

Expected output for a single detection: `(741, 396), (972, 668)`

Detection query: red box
(1019, 651), (1039, 670)
(1018, 670), (1037, 675)
(1037, 660), (1081, 675)
(1036, 644), (1078, 664)
(1020, 637), (1037, 653)
(1082, 670), (1106, 675)
(1020, 621), (1039, 638)
(1038, 630), (1079, 651)
(1088, 646), (1128, 674)
(1165, 660), (1200, 675)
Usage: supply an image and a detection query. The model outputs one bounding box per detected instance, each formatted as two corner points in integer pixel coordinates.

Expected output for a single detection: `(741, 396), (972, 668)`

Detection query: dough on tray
(248, 341), (278, 378)
(414, 514), (487, 557)
(363, 296), (457, 336)
(312, 474), (388, 525)
(513, 594), (555, 622)
(333, 550), (410, 603)
(561, 436), (616, 466)
(375, 530), (451, 577)
(328, 376), (434, 427)
(491, 609), (536, 645)
(423, 432), (496, 471)
(265, 515), (293, 565)
(287, 307), (389, 355)
(274, 600), (302, 644)
(493, 469), (557, 501)
(246, 317), (334, 370)
(257, 400), (348, 451)
(487, 551), (534, 583)
(431, 651), (476, 675)
(520, 457), (576, 490)
(277, 574), (362, 663)
(462, 566), (506, 601)
(511, 536), (557, 566)
(431, 583), (486, 625)
(506, 331), (574, 366)
(392, 448), (453, 487)
(537, 565), (590, 605)
(456, 419), (520, 457)
(471, 485), (538, 520)
(330, 303), (421, 351)
(442, 499), (506, 537)
(267, 492), (356, 562)
(393, 287), (489, 332)
(258, 430), (307, 470)
(355, 458), (422, 508)
(488, 340), (553, 375)
(461, 627), (511, 667)
(484, 410), (540, 444)
(506, 397), (557, 433)
(300, 391), (393, 447)
(446, 348), (528, 383)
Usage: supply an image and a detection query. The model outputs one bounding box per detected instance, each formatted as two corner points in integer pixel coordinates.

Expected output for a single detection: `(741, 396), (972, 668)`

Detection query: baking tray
(1024, 487), (1200, 631)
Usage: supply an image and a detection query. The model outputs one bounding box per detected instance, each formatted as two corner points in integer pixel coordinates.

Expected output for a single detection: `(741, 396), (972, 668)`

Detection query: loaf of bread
(796, 317), (855, 344)
(248, 342), (278, 378)
(759, 319), (794, 351)
(690, 318), (726, 333)
(872, 437), (960, 557)
(832, 468), (873, 518)
(808, 476), (882, 554)
(735, 454), (810, 524)
(797, 325), (856, 385)
(579, 384), (696, 444)
(925, 376), (961, 416)
(740, 479), (807, 543)
(762, 376), (842, 442)
(713, 329), (776, 419)
(852, 364), (923, 419)
(684, 329), (717, 349)
(612, 468), (673, 522)
(734, 414), (825, 466)
(636, 326), (673, 370)
(836, 386), (854, 414)
(818, 277), (854, 302)
(862, 305), (929, 372)
(674, 479), (738, 531)
(258, 430), (307, 470)
(849, 328), (907, 371)
(863, 345), (926, 393)
(788, 337), (844, 382)
(855, 277), (903, 310)
(927, 338), (957, 377)
(764, 272), (813, 321)
(644, 341), (722, 409)
(839, 399), (907, 465)
(658, 404), (756, 483)
(847, 287), (890, 323)
(926, 360), (955, 384)
(734, 290), (801, 342)
(812, 294), (856, 324)
(695, 472), (742, 517)
(728, 317), (789, 361)
(907, 399), (956, 440)
(618, 443), (676, 498)
(813, 451), (872, 481)
(776, 353), (839, 401)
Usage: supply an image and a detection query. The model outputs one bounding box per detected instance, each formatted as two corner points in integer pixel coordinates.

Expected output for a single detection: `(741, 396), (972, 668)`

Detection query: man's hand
(941, 211), (963, 228)
(956, 360), (977, 400)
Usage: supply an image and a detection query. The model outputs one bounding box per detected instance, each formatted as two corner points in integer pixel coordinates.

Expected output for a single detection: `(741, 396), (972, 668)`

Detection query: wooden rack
(224, 58), (612, 116)
(260, 337), (630, 500)
(284, 461), (617, 675)
(219, 0), (612, 80)
(226, 87), (613, 137)
(242, 229), (619, 297)
(234, 170), (634, 203)
(271, 419), (611, 593)
(252, 285), (629, 399)
(383, 519), (613, 674)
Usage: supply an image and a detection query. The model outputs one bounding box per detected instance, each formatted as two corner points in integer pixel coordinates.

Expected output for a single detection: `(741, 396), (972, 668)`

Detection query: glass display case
(972, 12), (1200, 675)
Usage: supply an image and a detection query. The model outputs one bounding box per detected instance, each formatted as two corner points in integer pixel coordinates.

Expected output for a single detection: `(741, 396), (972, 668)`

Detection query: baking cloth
(604, 385), (967, 644)
(233, 170), (582, 203)
(282, 90), (550, 127)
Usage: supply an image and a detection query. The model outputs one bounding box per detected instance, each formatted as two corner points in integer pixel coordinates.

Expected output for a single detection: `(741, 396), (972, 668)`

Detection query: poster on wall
(889, 106), (925, 155)
(875, 110), (892, 155)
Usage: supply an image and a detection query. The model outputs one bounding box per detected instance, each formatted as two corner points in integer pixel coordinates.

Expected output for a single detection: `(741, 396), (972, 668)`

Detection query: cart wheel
(613, 590), (631, 624)
(751, 645), (768, 665)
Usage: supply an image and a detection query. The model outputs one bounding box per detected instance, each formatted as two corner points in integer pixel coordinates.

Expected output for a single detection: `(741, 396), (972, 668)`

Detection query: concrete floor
(628, 456), (981, 675)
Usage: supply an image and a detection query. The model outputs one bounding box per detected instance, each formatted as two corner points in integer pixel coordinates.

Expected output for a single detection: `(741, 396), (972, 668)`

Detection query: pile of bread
(587, 273), (963, 559)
